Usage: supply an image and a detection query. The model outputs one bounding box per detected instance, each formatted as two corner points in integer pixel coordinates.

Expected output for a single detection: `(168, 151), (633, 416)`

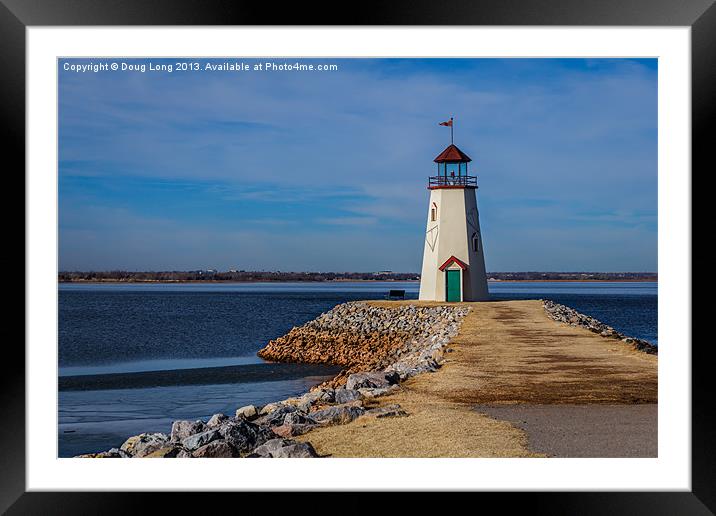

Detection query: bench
(386, 289), (406, 300)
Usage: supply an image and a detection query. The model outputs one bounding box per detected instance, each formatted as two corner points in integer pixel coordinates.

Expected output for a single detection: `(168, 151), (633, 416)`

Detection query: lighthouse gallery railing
(428, 175), (477, 188)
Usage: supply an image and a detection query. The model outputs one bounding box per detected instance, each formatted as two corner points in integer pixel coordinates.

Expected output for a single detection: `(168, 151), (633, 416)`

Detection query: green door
(446, 270), (461, 302)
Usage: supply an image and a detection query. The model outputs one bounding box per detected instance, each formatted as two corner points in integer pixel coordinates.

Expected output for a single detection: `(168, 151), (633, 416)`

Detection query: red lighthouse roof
(433, 144), (472, 163)
(438, 255), (468, 271)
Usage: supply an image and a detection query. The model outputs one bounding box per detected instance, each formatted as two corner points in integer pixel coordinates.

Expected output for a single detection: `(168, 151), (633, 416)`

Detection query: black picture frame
(5, 0), (711, 513)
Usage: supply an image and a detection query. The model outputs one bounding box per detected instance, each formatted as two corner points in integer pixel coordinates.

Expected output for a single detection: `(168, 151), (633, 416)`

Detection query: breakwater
(79, 302), (470, 459)
(543, 300), (657, 354)
(258, 302), (470, 386)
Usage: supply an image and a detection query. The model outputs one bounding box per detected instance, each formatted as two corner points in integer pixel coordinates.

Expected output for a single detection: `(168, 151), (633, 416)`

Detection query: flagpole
(451, 117), (454, 144)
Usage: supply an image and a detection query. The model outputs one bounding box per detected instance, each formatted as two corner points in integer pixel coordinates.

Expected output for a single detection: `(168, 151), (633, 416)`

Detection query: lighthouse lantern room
(418, 125), (489, 302)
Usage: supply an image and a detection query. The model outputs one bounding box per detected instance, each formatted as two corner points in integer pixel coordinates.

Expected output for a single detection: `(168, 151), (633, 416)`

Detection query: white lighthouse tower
(418, 126), (489, 302)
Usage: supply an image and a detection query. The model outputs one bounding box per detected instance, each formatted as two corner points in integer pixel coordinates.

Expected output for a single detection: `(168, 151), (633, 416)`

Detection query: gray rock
(170, 420), (206, 442)
(218, 419), (275, 454)
(236, 405), (259, 420)
(249, 438), (319, 458)
(144, 446), (183, 458)
(120, 433), (170, 458)
(181, 428), (222, 451)
(283, 412), (316, 426)
(75, 447), (130, 458)
(255, 404), (297, 427)
(334, 388), (362, 404)
(259, 402), (284, 415)
(102, 447), (130, 458)
(299, 391), (325, 405)
(206, 413), (228, 428)
(309, 404), (365, 425)
(296, 401), (312, 413)
(365, 404), (408, 419)
(318, 388), (336, 403)
(358, 385), (400, 398)
(346, 371), (399, 390)
(192, 440), (238, 458)
(272, 423), (315, 438)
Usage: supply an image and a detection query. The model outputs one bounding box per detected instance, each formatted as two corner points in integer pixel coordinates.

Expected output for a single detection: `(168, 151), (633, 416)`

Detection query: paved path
(299, 300), (658, 457)
(475, 404), (657, 457)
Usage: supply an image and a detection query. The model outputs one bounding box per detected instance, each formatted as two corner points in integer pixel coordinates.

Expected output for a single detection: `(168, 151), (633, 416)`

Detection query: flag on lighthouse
(439, 117), (454, 143)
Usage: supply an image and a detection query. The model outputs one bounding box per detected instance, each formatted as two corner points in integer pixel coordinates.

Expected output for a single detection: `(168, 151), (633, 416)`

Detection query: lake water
(58, 281), (657, 457)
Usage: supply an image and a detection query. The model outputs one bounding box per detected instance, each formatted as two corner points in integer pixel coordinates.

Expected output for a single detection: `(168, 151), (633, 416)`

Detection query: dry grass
(418, 300), (657, 405)
(300, 391), (540, 458)
(297, 300), (658, 457)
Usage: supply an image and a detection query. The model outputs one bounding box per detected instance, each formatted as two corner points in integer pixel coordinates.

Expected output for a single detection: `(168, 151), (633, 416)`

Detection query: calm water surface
(58, 281), (656, 456)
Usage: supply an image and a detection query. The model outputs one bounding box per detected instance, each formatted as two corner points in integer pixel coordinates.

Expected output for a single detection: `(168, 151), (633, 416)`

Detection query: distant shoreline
(58, 278), (657, 284)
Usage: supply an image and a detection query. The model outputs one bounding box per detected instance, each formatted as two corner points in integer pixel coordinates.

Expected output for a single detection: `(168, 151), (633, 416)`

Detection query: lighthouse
(418, 125), (489, 302)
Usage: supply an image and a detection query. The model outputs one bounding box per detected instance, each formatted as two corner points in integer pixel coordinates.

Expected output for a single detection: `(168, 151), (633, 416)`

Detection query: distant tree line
(58, 270), (421, 282)
(487, 272), (657, 281)
(58, 270), (656, 283)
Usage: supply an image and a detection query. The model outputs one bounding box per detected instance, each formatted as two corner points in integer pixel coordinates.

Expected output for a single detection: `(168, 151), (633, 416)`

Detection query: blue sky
(59, 58), (657, 272)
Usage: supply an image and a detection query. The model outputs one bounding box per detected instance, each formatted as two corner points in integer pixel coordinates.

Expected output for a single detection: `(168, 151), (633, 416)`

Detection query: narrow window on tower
(431, 203), (438, 222)
(472, 232), (479, 252)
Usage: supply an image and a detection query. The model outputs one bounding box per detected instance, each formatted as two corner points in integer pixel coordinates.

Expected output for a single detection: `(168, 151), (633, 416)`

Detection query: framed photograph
(8, 0), (710, 512)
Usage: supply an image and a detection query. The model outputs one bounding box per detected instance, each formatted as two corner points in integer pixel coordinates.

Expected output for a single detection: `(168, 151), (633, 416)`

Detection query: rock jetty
(543, 299), (657, 354)
(258, 302), (470, 387)
(78, 302), (470, 459)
